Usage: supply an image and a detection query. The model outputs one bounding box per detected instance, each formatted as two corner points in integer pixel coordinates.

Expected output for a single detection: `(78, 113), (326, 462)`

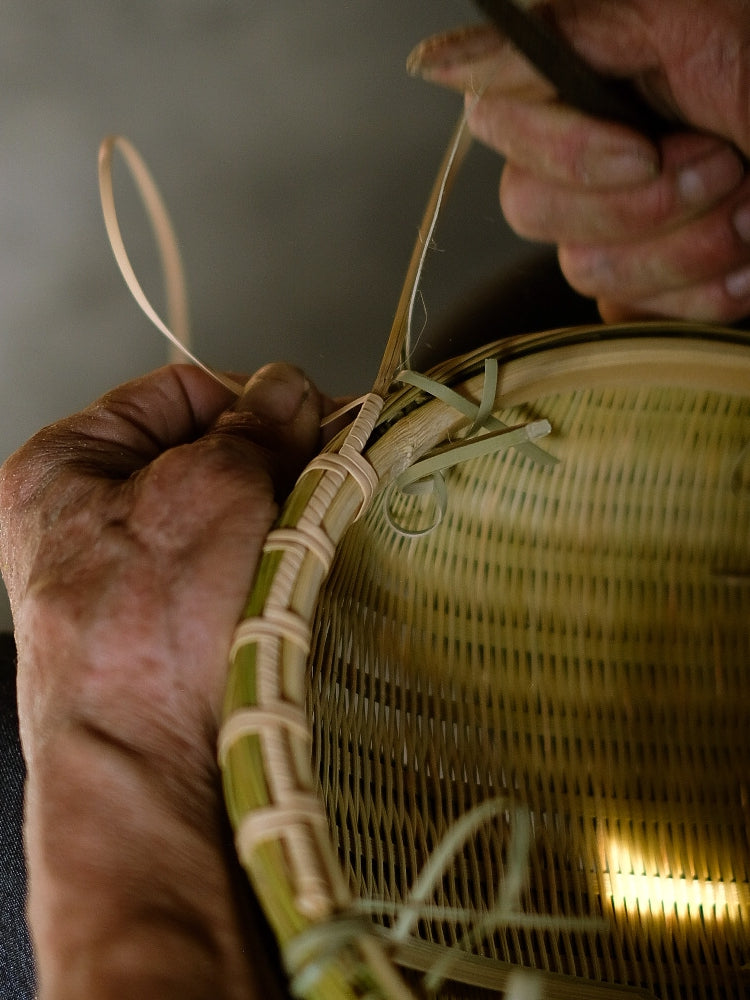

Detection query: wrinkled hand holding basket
(100, 113), (749, 1000)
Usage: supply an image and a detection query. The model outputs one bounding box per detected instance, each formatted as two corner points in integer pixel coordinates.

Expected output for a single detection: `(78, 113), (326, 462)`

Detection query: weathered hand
(410, 0), (750, 323)
(0, 363), (333, 999)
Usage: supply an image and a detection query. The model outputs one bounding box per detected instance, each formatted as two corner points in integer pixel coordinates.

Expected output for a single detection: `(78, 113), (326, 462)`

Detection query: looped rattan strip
(383, 360), (554, 536)
(264, 525), (337, 573)
(230, 607), (312, 658)
(235, 794), (334, 921)
(299, 393), (384, 522)
(302, 452), (380, 522)
(217, 703), (310, 766)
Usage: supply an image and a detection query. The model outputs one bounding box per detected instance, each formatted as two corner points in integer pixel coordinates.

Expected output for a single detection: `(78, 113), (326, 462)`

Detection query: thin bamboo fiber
(221, 325), (750, 1000)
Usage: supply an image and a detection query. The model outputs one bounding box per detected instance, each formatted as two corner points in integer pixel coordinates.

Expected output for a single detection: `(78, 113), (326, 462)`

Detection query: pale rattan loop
(235, 796), (332, 918)
(217, 703), (310, 767)
(385, 473), (448, 538)
(297, 393), (383, 521)
(303, 452), (380, 521)
(264, 524), (336, 573)
(235, 795), (329, 853)
(340, 393), (384, 454)
(97, 135), (244, 395)
(467, 357), (498, 435)
(230, 608), (311, 660)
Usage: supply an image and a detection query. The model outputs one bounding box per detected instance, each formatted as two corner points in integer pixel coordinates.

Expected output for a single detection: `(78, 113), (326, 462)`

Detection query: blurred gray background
(0, 0), (531, 631)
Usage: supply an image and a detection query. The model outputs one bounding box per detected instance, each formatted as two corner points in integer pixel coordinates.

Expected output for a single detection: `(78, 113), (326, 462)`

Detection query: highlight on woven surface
(220, 325), (750, 1000)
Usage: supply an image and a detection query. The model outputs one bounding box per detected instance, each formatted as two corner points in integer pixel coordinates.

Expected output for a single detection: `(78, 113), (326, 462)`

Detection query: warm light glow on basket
(601, 838), (743, 921)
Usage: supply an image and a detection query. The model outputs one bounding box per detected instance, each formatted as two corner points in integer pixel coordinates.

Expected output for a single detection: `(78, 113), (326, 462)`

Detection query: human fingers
(3, 359), (324, 496)
(211, 362), (329, 498)
(5, 361), (327, 802)
(0, 363), (327, 620)
(412, 5), (750, 160)
(558, 173), (750, 310)
(596, 262), (750, 326)
(499, 132), (745, 244)
(467, 88), (659, 189)
(408, 23), (548, 97)
(7, 364), (328, 999)
(0, 365), (241, 539)
(74, 363), (242, 464)
(409, 24), (659, 190)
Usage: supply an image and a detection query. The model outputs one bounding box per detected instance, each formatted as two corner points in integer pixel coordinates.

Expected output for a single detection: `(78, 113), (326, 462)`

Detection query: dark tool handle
(472, 0), (678, 143)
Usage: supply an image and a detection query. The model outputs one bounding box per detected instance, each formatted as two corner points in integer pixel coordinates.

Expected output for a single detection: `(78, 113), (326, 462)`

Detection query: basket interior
(308, 357), (750, 999)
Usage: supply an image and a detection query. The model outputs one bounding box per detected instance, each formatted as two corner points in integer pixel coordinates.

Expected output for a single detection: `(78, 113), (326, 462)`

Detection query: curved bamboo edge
(219, 324), (750, 999)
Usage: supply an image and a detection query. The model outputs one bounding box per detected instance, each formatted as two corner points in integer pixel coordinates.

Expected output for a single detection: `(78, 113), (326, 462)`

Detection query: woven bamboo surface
(221, 325), (750, 999)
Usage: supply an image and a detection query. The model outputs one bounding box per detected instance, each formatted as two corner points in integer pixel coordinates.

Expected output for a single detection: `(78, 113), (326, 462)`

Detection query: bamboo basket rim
(219, 320), (750, 1000)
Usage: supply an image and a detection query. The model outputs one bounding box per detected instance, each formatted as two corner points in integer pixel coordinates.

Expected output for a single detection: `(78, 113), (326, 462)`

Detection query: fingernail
(725, 263), (750, 299)
(732, 201), (750, 243)
(678, 146), (744, 206)
(407, 25), (503, 85)
(234, 365), (309, 423)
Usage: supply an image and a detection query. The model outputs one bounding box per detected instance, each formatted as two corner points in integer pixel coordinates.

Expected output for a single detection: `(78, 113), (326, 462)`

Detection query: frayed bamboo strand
(372, 115), (473, 397)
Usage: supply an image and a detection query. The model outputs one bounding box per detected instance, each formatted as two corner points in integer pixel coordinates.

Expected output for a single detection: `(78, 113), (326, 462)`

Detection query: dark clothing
(0, 635), (34, 1000)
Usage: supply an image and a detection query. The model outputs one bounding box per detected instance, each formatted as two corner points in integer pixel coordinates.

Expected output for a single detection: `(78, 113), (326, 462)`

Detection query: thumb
(211, 362), (328, 499)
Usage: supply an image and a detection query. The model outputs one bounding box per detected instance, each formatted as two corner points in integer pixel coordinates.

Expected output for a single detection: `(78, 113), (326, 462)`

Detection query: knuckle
(130, 437), (276, 548)
(557, 124), (601, 186)
(499, 167), (548, 241)
(611, 181), (674, 235)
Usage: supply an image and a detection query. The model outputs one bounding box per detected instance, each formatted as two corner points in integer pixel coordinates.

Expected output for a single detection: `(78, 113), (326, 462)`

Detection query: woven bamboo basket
(98, 121), (750, 1000)
(210, 111), (750, 997)
(219, 314), (750, 1000)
